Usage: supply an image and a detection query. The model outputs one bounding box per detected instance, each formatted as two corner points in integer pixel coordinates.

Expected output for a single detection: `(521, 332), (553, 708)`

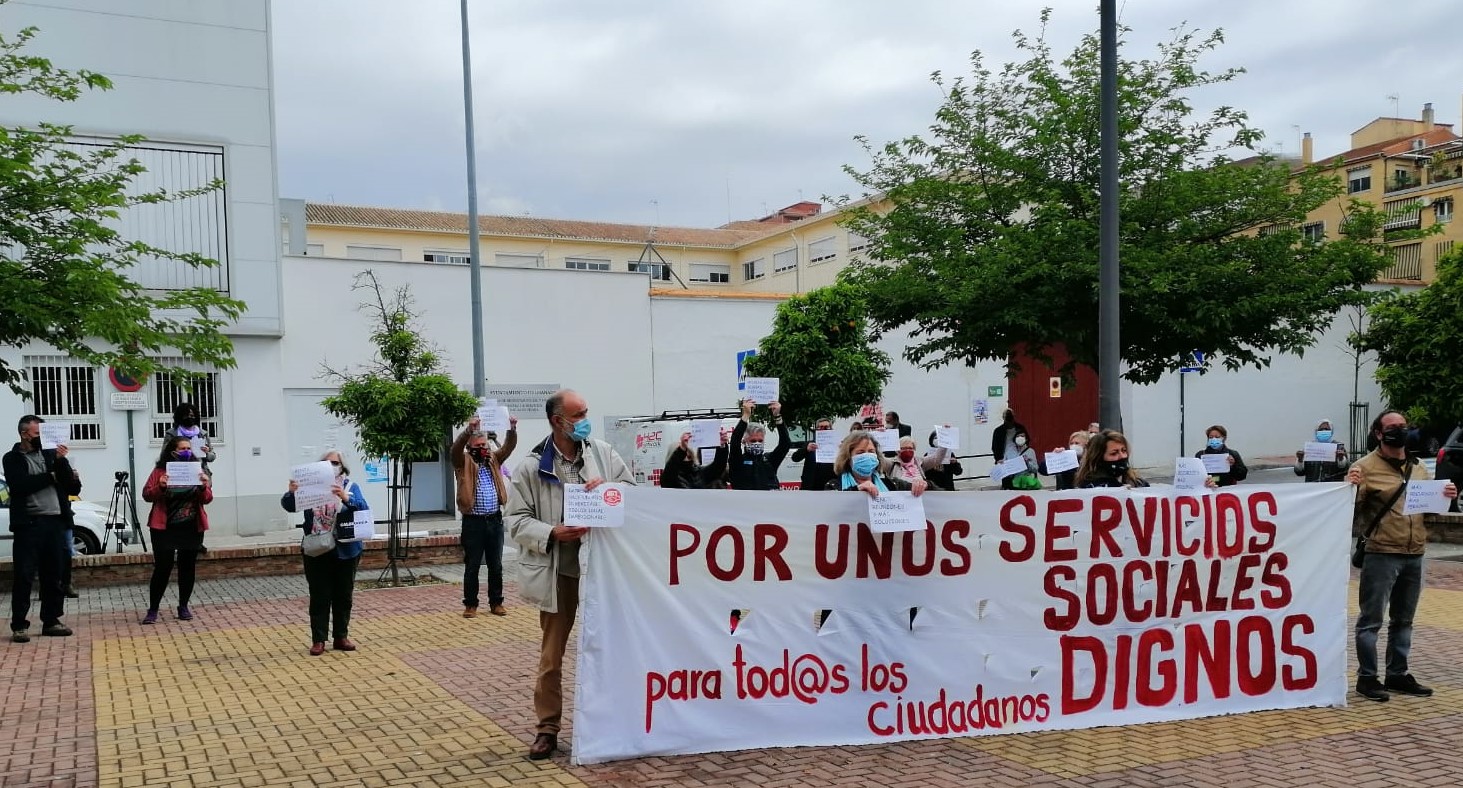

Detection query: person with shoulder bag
(139, 435), (213, 625)
(283, 450), (367, 656)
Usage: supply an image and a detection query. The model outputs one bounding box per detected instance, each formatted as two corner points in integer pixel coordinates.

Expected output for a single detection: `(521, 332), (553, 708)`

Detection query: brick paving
(4, 560), (1463, 787)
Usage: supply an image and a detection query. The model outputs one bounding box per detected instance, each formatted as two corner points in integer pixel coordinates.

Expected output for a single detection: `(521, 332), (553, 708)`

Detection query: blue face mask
(1207, 437), (1224, 450)
(569, 417), (592, 442)
(1315, 430), (1333, 442)
(851, 452), (880, 477)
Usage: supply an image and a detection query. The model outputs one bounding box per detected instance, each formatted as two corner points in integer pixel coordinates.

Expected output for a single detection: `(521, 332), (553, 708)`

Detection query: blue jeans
(461, 512), (504, 608)
(1355, 552), (1424, 679)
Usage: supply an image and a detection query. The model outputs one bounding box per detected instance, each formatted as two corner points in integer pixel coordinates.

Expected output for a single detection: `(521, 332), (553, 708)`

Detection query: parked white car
(0, 478), (110, 558)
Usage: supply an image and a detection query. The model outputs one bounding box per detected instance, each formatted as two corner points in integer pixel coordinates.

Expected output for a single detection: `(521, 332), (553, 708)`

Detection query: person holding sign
(283, 450), (367, 656)
(1040, 431), (1091, 490)
(1346, 410), (1458, 702)
(451, 413), (519, 618)
(1294, 418), (1351, 482)
(889, 434), (948, 487)
(1000, 427), (1042, 491)
(728, 398), (792, 491)
(139, 436), (213, 625)
(923, 430), (965, 491)
(660, 430), (729, 490)
(1194, 424), (1248, 487)
(5, 415), (81, 642)
(826, 431), (928, 497)
(507, 389), (634, 760)
(1075, 431), (1151, 489)
(789, 418), (837, 493)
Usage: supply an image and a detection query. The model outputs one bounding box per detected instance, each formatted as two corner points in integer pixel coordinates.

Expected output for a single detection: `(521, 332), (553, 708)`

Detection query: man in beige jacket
(507, 389), (633, 760)
(450, 413), (517, 617)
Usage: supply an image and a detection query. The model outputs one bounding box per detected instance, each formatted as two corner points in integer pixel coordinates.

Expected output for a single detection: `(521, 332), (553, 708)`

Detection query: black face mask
(1104, 459), (1129, 477)
(180, 416), (199, 428)
(468, 447), (490, 462)
(1379, 426), (1408, 448)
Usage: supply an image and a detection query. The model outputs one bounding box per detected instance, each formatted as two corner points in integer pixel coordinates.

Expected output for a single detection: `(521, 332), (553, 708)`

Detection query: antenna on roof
(651, 199), (659, 226)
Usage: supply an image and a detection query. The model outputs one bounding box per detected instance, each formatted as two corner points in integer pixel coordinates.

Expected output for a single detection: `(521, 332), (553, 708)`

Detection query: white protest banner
(339, 510), (375, 542)
(874, 430), (901, 453)
(39, 422), (71, 450)
(1403, 480), (1453, 516)
(1173, 458), (1210, 491)
(573, 484), (1350, 764)
(815, 430), (839, 464)
(934, 426), (960, 451)
(989, 456), (1026, 481)
(691, 420), (722, 450)
(291, 461), (337, 510)
(165, 461), (202, 487)
(742, 377), (780, 403)
(867, 491), (927, 533)
(1303, 442), (1339, 463)
(565, 483), (626, 527)
(1201, 453), (1231, 474)
(1044, 450), (1079, 475)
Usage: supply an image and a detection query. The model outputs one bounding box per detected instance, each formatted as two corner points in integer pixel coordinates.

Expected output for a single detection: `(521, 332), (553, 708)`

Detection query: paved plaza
(4, 556), (1463, 787)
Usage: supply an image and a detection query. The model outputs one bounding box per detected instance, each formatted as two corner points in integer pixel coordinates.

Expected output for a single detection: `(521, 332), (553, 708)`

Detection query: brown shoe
(490, 605), (507, 616)
(309, 642), (326, 657)
(527, 733), (557, 760)
(463, 606), (478, 618)
(333, 637), (357, 652)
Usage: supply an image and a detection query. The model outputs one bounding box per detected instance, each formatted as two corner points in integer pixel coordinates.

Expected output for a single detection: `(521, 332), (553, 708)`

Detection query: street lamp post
(460, 0), (485, 398)
(1097, 0), (1122, 431)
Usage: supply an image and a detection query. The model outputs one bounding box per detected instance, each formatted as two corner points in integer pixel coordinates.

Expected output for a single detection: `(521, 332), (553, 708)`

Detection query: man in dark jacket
(885, 411), (913, 439)
(729, 399), (791, 490)
(5, 415), (81, 641)
(789, 418), (836, 492)
(990, 408), (1029, 462)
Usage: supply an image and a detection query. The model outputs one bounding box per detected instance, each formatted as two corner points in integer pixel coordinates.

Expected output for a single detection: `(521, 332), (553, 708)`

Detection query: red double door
(1006, 344), (1099, 451)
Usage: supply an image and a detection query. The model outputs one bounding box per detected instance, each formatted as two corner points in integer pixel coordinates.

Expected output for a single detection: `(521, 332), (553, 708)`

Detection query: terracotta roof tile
(1317, 128), (1461, 166)
(305, 203), (774, 248)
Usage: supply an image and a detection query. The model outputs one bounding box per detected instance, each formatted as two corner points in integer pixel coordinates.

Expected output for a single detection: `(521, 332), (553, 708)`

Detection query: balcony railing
(1386, 175), (1421, 193)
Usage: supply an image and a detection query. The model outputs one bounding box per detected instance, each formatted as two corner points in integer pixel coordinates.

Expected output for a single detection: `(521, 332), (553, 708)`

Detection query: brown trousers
(535, 572), (580, 734)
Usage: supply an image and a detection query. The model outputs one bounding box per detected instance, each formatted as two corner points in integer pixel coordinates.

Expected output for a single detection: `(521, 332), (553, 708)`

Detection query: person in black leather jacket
(789, 417), (837, 492)
(729, 399), (791, 490)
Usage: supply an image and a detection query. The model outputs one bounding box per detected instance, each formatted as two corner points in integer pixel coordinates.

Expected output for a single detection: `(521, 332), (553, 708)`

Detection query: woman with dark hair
(923, 430), (964, 491)
(825, 431), (928, 497)
(284, 450), (367, 656)
(164, 402), (216, 476)
(139, 435), (212, 624)
(1195, 424), (1248, 487)
(1075, 431), (1151, 489)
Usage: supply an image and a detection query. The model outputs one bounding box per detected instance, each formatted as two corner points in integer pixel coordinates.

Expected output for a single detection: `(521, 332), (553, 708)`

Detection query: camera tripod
(102, 471), (148, 553)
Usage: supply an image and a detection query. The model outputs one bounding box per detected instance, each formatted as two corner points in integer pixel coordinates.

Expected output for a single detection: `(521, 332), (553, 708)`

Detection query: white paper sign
(1303, 442), (1339, 463)
(164, 461), (202, 487)
(339, 509), (375, 542)
(475, 398), (499, 425)
(1403, 480), (1453, 516)
(934, 425), (960, 451)
(1172, 457), (1210, 491)
(39, 422), (71, 449)
(742, 377), (780, 403)
(867, 490), (928, 533)
(1201, 453), (1231, 474)
(690, 420), (722, 450)
(291, 461), (337, 510)
(815, 430), (839, 464)
(565, 483), (626, 528)
(699, 448), (719, 466)
(1044, 449), (1079, 475)
(874, 430), (901, 453)
(481, 406), (511, 434)
(989, 456), (1027, 481)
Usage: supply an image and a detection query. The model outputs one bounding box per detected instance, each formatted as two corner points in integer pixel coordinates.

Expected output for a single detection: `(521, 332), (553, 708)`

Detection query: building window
(1383, 199), (1422, 231)
(848, 232), (872, 254)
(689, 263), (731, 284)
(565, 257), (611, 271)
(1434, 197), (1454, 223)
(808, 236), (838, 264)
(424, 250), (470, 265)
(24, 357), (102, 444)
(494, 253), (543, 268)
(742, 258), (766, 281)
(1301, 222), (1325, 242)
(1437, 240), (1455, 260)
(1257, 224), (1286, 238)
(628, 262), (669, 279)
(773, 248), (798, 273)
(305, 243), (325, 256)
(149, 361), (222, 444)
(1348, 167), (1372, 194)
(345, 245), (403, 261)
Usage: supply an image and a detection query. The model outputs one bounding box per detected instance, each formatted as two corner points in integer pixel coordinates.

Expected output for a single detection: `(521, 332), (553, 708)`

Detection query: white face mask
(1015, 436), (1027, 447)
(1069, 444), (1084, 456)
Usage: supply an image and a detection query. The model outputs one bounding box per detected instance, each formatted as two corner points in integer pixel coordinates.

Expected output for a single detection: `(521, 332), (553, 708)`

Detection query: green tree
(741, 284), (891, 426)
(1358, 249), (1463, 428)
(0, 11), (244, 395)
(838, 10), (1395, 384)
(322, 270), (478, 584)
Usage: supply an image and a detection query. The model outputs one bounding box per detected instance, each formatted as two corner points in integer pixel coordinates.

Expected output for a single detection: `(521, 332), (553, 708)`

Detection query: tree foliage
(741, 283), (891, 426)
(1359, 250), (1463, 427)
(0, 10), (244, 395)
(321, 271), (479, 461)
(838, 9), (1395, 384)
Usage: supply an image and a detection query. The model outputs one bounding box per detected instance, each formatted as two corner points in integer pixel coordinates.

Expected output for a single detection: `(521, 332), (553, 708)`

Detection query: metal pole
(1179, 369), (1186, 457)
(461, 0), (486, 398)
(1097, 0), (1122, 432)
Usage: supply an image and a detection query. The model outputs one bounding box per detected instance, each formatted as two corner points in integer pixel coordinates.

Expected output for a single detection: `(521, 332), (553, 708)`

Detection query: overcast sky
(270, 0), (1463, 229)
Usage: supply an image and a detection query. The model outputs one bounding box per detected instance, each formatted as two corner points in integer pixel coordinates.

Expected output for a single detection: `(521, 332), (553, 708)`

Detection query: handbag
(1351, 462), (1411, 568)
(334, 506), (356, 542)
(302, 529), (335, 557)
(1012, 472), (1042, 491)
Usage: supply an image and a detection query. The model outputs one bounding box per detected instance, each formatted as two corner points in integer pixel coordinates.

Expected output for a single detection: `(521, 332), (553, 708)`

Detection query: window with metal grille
(24, 357), (102, 444)
(773, 248), (798, 273)
(1257, 224), (1286, 237)
(149, 361), (223, 444)
(1301, 222), (1325, 242)
(1434, 198), (1454, 224)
